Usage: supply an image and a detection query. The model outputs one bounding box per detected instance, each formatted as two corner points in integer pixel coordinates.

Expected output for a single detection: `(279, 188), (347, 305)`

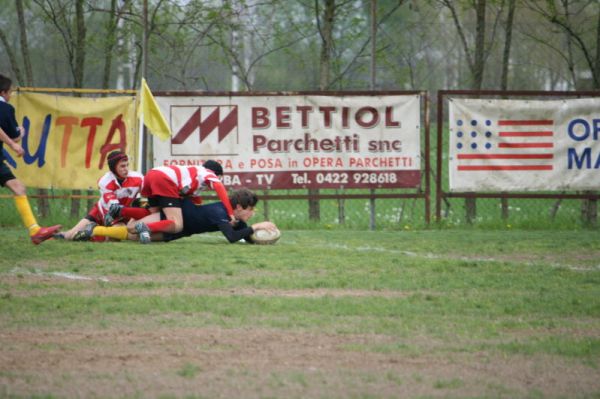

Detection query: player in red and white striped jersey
(126, 161), (234, 242)
(72, 160), (235, 243)
(57, 151), (147, 241)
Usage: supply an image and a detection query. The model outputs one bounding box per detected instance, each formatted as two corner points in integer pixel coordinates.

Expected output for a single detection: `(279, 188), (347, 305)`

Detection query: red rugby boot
(31, 225), (62, 245)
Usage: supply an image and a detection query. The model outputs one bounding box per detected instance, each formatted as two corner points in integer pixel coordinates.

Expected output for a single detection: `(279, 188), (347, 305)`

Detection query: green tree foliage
(0, 0), (597, 91)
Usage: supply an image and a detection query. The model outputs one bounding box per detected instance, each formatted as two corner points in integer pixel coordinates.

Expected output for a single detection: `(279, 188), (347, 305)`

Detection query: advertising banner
(8, 92), (137, 189)
(449, 97), (600, 191)
(153, 94), (422, 189)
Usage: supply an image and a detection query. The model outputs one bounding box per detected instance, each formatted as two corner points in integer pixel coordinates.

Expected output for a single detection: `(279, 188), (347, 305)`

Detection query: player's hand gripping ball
(250, 228), (281, 245)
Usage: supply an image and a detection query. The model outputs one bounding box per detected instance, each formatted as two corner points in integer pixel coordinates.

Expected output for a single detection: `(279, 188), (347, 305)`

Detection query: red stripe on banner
(458, 154), (553, 159)
(498, 120), (553, 126)
(499, 131), (553, 137)
(458, 165), (553, 171)
(220, 170), (422, 189)
(498, 142), (553, 148)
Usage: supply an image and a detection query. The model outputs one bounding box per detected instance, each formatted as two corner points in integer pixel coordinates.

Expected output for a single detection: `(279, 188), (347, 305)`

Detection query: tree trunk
(310, 0), (336, 222)
(472, 0), (486, 90)
(581, 193), (597, 227)
(549, 197), (562, 220)
(595, 5), (600, 88)
(501, 197), (509, 220)
(337, 194), (345, 225)
(500, 0), (515, 91)
(442, 0), (487, 90)
(102, 0), (119, 90)
(70, 0), (87, 218)
(465, 197), (476, 224)
(318, 0), (334, 90)
(444, 0), (488, 219)
(16, 0), (33, 82)
(469, 0), (486, 216)
(498, 0), (515, 220)
(74, 0), (86, 88)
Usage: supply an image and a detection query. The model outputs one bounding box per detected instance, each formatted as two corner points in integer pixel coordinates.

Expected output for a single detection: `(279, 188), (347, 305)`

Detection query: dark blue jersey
(0, 100), (20, 164)
(162, 200), (254, 243)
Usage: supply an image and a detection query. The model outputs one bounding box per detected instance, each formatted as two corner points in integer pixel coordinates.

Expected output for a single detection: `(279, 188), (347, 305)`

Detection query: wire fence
(1, 185), (596, 231)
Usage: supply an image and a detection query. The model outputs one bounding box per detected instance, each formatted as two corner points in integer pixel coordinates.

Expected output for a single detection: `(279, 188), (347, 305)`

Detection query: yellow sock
(14, 195), (40, 235)
(92, 226), (129, 241)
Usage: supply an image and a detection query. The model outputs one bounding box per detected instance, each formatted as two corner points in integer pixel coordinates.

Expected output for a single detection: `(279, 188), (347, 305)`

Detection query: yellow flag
(137, 78), (171, 141)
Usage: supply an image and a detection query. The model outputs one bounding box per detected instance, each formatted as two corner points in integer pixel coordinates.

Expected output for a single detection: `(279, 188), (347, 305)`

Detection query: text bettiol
(251, 105), (404, 154)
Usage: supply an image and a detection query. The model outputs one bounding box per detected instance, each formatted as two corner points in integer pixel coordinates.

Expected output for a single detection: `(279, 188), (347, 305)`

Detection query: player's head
(203, 160), (223, 177)
(0, 74), (13, 100)
(230, 188), (258, 222)
(107, 151), (129, 179)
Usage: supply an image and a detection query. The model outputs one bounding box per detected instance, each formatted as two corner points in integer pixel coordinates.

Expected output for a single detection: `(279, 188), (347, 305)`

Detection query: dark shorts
(160, 209), (187, 242)
(0, 162), (16, 187)
(147, 196), (182, 209)
(85, 206), (104, 225)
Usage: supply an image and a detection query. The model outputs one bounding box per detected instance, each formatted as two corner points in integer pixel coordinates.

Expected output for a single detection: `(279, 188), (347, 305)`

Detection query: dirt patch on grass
(1, 274), (420, 299)
(1, 327), (598, 399)
(5, 270), (217, 284)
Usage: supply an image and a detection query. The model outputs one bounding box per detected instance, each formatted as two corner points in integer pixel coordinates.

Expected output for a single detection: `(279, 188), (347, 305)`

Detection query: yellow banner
(8, 92), (137, 189)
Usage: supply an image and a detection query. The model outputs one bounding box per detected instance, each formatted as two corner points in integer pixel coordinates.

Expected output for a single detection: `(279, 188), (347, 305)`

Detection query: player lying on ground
(77, 188), (276, 244)
(103, 160), (235, 240)
(56, 151), (147, 241)
(0, 74), (61, 244)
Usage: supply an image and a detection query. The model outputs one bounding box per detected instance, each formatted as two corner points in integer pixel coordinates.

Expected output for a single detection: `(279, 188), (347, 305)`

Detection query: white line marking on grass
(8, 267), (109, 282)
(318, 243), (600, 272)
(48, 272), (109, 282)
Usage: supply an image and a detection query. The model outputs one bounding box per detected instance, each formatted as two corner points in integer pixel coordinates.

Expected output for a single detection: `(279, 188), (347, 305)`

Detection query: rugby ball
(250, 228), (281, 245)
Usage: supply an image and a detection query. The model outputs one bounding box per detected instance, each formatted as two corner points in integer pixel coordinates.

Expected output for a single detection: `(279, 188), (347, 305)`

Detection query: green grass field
(1, 227), (599, 398)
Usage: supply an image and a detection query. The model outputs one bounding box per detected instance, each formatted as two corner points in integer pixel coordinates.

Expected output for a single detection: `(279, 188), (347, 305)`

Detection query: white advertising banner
(153, 94), (422, 189)
(449, 97), (600, 192)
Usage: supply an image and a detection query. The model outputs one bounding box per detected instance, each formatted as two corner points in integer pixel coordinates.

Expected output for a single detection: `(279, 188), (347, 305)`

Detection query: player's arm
(98, 180), (119, 207)
(217, 221), (254, 243)
(2, 104), (24, 141)
(0, 126), (24, 156)
(96, 176), (122, 216)
(217, 221), (278, 244)
(101, 191), (119, 206)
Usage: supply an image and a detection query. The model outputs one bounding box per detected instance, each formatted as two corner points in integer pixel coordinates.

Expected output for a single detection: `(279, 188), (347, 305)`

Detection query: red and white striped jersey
(150, 165), (222, 198)
(145, 165), (233, 217)
(96, 170), (144, 214)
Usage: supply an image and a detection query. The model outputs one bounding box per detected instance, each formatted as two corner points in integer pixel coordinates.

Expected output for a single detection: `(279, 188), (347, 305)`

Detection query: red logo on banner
(172, 106), (238, 144)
